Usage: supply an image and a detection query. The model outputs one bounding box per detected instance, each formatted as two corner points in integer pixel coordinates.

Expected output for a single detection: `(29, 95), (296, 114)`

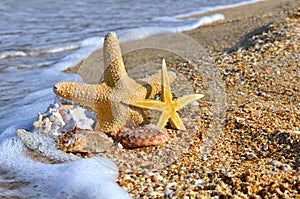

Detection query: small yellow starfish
(54, 32), (176, 133)
(128, 59), (204, 130)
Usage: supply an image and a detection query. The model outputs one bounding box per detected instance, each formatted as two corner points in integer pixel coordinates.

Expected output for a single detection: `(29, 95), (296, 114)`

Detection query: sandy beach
(65, 0), (299, 198)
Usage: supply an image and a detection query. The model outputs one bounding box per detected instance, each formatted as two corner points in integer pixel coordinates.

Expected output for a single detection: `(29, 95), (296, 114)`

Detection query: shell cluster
(32, 102), (76, 136)
(17, 97), (170, 156)
(33, 99), (97, 135)
(17, 99), (114, 153)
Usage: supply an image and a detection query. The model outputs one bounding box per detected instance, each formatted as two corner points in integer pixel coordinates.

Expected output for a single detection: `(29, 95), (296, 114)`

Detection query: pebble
(165, 188), (174, 198)
(269, 160), (282, 167)
(194, 179), (205, 187)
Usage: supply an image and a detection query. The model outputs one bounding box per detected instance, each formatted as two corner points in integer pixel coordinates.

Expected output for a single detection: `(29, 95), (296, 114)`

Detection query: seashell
(117, 124), (169, 148)
(18, 99), (169, 158)
(32, 103), (70, 135)
(71, 106), (95, 130)
(59, 129), (114, 153)
(16, 129), (79, 163)
(31, 100), (96, 137)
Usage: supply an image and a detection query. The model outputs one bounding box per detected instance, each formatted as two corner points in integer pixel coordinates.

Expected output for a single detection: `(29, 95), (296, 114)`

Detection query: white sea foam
(80, 36), (103, 47)
(118, 13), (224, 42)
(170, 14), (225, 32)
(0, 127), (131, 199)
(118, 28), (173, 42)
(0, 50), (27, 59)
(0, 44), (80, 60)
(51, 37), (103, 72)
(45, 44), (80, 54)
(174, 0), (261, 19)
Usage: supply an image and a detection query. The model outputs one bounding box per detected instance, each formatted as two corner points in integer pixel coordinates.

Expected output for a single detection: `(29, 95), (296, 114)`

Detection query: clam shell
(118, 124), (169, 148)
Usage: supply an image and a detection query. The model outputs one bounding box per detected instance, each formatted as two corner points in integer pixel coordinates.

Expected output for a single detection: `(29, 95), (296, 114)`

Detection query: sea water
(0, 0), (259, 198)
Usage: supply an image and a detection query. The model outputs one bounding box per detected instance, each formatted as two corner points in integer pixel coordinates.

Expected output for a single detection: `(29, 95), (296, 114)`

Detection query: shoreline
(176, 0), (261, 19)
(183, 0), (298, 51)
(66, 0), (298, 77)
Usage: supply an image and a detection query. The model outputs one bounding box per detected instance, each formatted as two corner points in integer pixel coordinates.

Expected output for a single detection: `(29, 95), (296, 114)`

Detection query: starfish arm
(156, 112), (170, 129)
(131, 83), (153, 100)
(169, 111), (186, 130)
(103, 32), (128, 87)
(137, 71), (176, 99)
(128, 100), (165, 112)
(176, 94), (204, 111)
(135, 71), (176, 99)
(128, 108), (148, 126)
(54, 82), (110, 109)
(161, 59), (173, 102)
(140, 71), (176, 84)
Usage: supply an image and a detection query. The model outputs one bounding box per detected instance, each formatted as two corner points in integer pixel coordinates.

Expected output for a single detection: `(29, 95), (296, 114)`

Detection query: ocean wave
(117, 13), (224, 43)
(16, 61), (57, 70)
(0, 127), (130, 199)
(0, 51), (27, 59)
(171, 13), (225, 32)
(153, 0), (259, 21)
(0, 44), (80, 60)
(174, 0), (260, 19)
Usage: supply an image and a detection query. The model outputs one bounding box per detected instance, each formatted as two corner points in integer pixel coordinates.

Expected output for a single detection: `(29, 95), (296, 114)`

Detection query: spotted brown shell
(117, 124), (169, 148)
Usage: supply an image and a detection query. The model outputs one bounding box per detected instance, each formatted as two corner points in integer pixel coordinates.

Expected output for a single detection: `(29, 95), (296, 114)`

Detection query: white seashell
(72, 106), (95, 130)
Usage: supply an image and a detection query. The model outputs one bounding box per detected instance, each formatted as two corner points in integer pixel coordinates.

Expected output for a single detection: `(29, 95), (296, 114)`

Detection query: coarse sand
(64, 0), (299, 198)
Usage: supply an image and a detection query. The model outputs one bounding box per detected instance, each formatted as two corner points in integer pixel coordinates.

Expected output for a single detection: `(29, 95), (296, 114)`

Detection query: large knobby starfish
(54, 32), (176, 133)
(128, 59), (204, 130)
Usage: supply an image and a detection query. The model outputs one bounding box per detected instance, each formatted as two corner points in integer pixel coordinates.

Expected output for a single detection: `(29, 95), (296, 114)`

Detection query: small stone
(269, 160), (282, 167)
(150, 174), (163, 182)
(292, 130), (300, 135)
(166, 182), (177, 189)
(280, 166), (289, 171)
(194, 179), (205, 187)
(257, 91), (267, 97)
(165, 188), (174, 198)
(245, 152), (258, 160)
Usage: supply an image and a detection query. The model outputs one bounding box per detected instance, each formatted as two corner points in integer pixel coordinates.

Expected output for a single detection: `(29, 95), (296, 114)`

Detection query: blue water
(0, 0), (259, 197)
(1, 0), (256, 64)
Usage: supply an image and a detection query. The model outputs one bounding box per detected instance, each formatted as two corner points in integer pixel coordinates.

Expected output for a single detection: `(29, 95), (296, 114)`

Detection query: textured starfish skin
(54, 32), (176, 133)
(129, 59), (204, 130)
